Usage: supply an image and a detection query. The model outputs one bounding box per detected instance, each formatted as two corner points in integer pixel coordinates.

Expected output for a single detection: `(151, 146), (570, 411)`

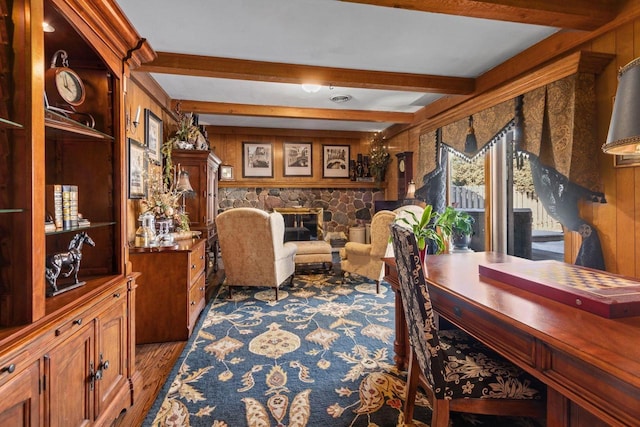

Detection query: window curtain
(415, 72), (606, 269)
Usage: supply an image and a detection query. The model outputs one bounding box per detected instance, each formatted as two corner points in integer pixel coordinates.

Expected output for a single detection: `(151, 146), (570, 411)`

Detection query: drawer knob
(192, 264), (196, 269)
(1, 364), (15, 374)
(73, 318), (83, 326)
(113, 292), (120, 298)
(191, 301), (196, 305)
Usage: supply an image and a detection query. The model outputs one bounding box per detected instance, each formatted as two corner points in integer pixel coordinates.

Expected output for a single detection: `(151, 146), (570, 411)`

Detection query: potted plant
(395, 205), (448, 263)
(439, 206), (475, 251)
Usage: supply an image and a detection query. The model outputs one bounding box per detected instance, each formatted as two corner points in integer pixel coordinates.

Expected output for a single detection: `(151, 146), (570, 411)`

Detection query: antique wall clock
(45, 50), (86, 108)
(396, 151), (413, 199)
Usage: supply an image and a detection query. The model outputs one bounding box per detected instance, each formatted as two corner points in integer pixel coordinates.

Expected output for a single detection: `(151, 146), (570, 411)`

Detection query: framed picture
(614, 153), (640, 167)
(128, 138), (147, 199)
(145, 109), (162, 165)
(243, 142), (273, 177)
(322, 144), (350, 178)
(283, 142), (312, 176)
(220, 165), (234, 181)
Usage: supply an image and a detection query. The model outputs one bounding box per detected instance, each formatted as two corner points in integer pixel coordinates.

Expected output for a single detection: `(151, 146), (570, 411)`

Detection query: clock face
(399, 159), (405, 173)
(55, 69), (85, 106)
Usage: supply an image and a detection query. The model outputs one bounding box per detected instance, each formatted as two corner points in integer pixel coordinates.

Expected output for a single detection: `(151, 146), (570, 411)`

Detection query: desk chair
(390, 224), (546, 426)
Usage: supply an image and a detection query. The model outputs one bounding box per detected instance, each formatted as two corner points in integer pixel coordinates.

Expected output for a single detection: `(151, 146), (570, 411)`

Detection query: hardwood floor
(112, 341), (186, 426)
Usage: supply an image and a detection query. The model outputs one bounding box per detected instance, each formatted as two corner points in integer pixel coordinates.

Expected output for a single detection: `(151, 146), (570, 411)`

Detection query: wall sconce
(603, 58), (640, 154)
(126, 105), (141, 135)
(405, 181), (416, 199)
(465, 115), (478, 153)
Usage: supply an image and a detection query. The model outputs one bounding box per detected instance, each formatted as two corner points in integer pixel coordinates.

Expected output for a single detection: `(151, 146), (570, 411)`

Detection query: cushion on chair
(437, 329), (545, 400)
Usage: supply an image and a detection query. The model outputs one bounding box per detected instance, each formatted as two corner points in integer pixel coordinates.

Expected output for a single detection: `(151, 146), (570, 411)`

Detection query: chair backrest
(369, 210), (396, 258)
(216, 207), (282, 282)
(390, 223), (447, 397)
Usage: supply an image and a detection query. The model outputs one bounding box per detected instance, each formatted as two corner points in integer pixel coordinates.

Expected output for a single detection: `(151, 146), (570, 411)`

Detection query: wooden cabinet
(0, 0), (152, 426)
(171, 149), (222, 279)
(130, 238), (207, 344)
(0, 360), (40, 426)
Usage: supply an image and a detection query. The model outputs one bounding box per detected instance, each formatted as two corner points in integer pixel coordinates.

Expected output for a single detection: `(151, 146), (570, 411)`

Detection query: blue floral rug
(143, 273), (543, 427)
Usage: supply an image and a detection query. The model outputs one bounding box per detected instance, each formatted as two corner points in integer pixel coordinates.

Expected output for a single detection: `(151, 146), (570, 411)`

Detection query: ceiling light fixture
(330, 94), (352, 103)
(301, 83), (321, 93)
(43, 22), (55, 33)
(604, 57), (640, 154)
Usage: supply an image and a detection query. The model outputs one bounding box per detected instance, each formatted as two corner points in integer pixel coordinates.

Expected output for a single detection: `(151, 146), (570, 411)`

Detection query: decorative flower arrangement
(368, 137), (391, 182)
(140, 167), (190, 232)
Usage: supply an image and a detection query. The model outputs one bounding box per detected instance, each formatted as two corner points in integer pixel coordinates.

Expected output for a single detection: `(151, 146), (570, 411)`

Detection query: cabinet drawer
(188, 241), (206, 283)
(188, 273), (206, 333)
(429, 285), (536, 368)
(0, 350), (32, 389)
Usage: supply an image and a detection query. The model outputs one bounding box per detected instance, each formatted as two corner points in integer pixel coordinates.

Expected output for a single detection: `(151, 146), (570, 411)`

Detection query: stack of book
(46, 184), (79, 231)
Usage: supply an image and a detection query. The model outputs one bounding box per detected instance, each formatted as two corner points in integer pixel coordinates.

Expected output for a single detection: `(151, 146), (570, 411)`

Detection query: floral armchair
(216, 208), (297, 300)
(340, 210), (396, 292)
(389, 223), (545, 426)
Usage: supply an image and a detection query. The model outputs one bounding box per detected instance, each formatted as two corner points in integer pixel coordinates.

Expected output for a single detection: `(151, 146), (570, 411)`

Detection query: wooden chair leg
(431, 398), (450, 427)
(376, 280), (380, 294)
(274, 286), (279, 301)
(228, 285), (233, 299)
(403, 350), (420, 426)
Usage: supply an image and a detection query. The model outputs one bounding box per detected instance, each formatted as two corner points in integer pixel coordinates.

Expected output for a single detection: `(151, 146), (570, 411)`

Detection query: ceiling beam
(173, 100), (415, 123)
(342, 0), (621, 31)
(139, 52), (475, 95)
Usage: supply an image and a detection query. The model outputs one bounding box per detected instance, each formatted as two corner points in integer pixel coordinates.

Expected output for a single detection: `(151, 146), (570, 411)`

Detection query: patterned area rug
(143, 273), (544, 427)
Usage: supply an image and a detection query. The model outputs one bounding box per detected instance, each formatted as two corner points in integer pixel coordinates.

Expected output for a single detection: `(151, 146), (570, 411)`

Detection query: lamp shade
(406, 181), (416, 199)
(175, 169), (194, 193)
(604, 58), (640, 154)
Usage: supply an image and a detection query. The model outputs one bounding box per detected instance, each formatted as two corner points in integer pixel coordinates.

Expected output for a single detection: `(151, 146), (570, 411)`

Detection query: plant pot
(451, 232), (472, 251)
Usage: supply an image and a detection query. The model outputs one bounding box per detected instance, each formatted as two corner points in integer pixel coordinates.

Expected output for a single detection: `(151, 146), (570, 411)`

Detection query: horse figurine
(45, 231), (95, 296)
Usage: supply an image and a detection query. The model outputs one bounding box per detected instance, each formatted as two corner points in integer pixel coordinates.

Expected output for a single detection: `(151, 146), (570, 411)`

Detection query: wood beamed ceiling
(136, 0), (633, 137)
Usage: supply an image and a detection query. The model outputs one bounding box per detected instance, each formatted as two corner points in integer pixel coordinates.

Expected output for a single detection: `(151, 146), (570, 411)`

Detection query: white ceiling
(115, 0), (560, 133)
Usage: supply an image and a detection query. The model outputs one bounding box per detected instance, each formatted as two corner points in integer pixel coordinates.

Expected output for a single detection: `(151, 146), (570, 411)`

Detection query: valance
(440, 98), (515, 161)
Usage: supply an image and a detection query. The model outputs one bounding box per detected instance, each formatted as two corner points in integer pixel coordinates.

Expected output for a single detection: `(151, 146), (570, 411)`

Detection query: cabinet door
(45, 319), (95, 427)
(0, 360), (40, 426)
(95, 291), (128, 417)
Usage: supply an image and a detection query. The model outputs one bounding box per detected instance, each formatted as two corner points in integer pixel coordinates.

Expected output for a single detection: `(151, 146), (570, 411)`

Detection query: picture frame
(145, 109), (163, 165)
(243, 142), (273, 178)
(283, 142), (312, 176)
(322, 144), (350, 178)
(614, 153), (640, 167)
(128, 138), (147, 199)
(220, 165), (234, 181)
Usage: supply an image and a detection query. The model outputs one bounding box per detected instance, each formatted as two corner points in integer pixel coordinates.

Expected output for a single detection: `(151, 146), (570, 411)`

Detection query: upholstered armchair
(216, 207), (297, 300)
(340, 210), (396, 292)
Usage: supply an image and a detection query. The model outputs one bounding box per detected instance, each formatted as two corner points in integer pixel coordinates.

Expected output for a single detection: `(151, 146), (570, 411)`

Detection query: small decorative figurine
(45, 231), (95, 296)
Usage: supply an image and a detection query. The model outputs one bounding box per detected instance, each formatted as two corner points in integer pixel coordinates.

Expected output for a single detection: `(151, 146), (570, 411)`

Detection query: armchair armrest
(342, 242), (373, 258)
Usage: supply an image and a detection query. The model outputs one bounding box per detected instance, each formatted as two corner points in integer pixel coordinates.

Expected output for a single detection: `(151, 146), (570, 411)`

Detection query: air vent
(329, 94), (352, 103)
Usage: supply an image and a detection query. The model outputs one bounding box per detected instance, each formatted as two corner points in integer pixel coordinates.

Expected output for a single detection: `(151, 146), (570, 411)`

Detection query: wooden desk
(383, 252), (640, 427)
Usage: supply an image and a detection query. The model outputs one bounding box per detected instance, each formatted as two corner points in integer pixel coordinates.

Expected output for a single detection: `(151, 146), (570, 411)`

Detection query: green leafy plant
(395, 205), (448, 254)
(439, 206), (475, 238)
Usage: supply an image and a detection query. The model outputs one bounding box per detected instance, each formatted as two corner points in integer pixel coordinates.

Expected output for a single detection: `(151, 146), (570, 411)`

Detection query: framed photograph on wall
(322, 144), (350, 178)
(128, 138), (147, 199)
(614, 153), (640, 167)
(283, 142), (312, 176)
(220, 165), (234, 181)
(243, 142), (274, 177)
(145, 109), (163, 165)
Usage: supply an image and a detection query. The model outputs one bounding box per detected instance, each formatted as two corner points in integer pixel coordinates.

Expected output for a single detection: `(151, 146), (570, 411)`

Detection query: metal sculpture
(45, 231), (95, 296)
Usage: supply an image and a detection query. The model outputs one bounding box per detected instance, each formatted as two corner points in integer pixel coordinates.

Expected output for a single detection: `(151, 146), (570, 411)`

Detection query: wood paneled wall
(208, 129), (371, 188)
(584, 19), (640, 278)
(125, 74), (176, 243)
